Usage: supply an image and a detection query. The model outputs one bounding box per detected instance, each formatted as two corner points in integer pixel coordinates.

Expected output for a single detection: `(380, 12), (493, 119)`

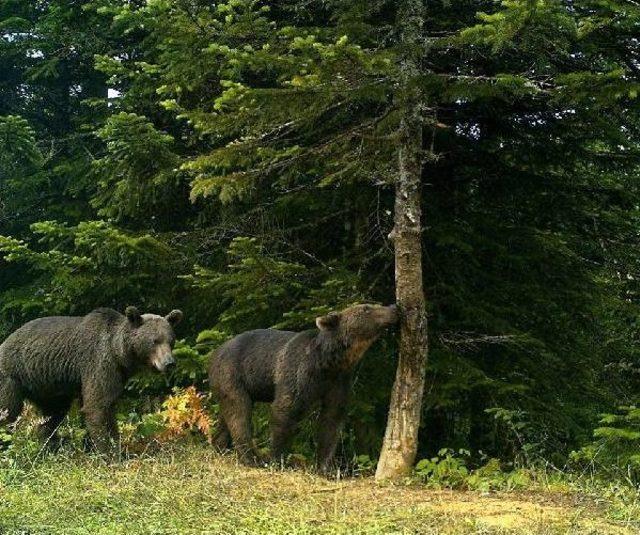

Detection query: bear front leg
(81, 371), (122, 455)
(212, 416), (231, 451)
(316, 381), (350, 474)
(83, 405), (118, 454)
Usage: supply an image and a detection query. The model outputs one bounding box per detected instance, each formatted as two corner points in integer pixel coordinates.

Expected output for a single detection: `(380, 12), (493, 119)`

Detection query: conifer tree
(0, 0), (638, 469)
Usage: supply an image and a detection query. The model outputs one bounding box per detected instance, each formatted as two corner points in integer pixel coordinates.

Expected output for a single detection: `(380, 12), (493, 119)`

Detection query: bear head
(315, 304), (398, 369)
(125, 306), (183, 372)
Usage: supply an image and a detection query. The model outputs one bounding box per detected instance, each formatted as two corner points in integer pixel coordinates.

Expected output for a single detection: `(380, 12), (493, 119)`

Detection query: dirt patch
(226, 465), (633, 534)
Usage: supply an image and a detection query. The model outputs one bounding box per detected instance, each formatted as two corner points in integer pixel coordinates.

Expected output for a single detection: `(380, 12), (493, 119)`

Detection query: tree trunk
(375, 0), (428, 481)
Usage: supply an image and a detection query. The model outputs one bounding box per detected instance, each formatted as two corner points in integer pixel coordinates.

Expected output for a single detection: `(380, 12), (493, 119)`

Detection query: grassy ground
(0, 445), (637, 535)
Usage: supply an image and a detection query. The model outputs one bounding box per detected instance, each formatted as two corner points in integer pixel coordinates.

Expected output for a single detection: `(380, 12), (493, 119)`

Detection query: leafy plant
(414, 448), (470, 489)
(571, 406), (640, 481)
(414, 449), (536, 491)
(120, 387), (212, 451)
(158, 386), (212, 442)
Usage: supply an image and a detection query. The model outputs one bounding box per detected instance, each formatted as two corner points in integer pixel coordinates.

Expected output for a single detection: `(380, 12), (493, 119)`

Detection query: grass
(0, 444), (638, 535)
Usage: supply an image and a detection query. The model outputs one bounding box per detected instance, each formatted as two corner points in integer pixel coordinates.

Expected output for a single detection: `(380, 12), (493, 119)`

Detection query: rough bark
(375, 0), (429, 481)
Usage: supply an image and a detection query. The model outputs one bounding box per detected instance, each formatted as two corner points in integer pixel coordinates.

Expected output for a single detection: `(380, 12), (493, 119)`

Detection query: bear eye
(154, 337), (162, 345)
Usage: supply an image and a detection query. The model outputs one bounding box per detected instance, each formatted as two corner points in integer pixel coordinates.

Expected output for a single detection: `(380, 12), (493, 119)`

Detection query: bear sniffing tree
(208, 304), (398, 472)
(0, 307), (183, 452)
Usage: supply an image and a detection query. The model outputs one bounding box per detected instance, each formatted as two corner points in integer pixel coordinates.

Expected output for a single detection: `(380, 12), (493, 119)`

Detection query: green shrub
(414, 448), (470, 488)
(571, 405), (640, 481)
(414, 449), (536, 491)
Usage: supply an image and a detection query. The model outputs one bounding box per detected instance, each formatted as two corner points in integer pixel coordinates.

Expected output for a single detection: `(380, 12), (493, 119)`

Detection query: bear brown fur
(0, 306), (182, 451)
(208, 303), (397, 471)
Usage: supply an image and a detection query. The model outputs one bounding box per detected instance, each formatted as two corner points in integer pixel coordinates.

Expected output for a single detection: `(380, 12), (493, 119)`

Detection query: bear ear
(165, 309), (183, 327)
(316, 312), (341, 331)
(125, 306), (143, 327)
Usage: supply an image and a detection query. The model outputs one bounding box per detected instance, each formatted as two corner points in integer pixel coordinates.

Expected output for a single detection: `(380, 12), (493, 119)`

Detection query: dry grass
(0, 444), (635, 534)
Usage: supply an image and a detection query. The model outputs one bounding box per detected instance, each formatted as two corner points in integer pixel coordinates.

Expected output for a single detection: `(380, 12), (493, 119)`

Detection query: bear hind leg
(219, 388), (256, 465)
(0, 377), (23, 426)
(38, 402), (71, 450)
(270, 397), (302, 466)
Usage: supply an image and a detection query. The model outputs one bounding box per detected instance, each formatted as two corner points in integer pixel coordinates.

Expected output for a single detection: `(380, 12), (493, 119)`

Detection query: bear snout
(150, 345), (176, 372)
(155, 354), (176, 372)
(380, 304), (399, 326)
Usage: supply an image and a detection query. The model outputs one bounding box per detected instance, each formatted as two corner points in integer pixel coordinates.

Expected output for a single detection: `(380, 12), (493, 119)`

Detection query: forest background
(1, 0), (639, 477)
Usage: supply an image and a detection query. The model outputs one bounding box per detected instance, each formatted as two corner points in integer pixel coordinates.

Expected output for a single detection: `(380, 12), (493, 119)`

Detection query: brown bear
(208, 303), (397, 472)
(0, 306), (183, 452)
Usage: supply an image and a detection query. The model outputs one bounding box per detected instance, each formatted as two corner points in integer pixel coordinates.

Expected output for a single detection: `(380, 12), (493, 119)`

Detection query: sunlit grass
(0, 443), (637, 535)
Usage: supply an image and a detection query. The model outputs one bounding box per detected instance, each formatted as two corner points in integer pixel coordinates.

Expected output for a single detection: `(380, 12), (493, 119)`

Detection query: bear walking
(0, 306), (182, 452)
(208, 304), (397, 472)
